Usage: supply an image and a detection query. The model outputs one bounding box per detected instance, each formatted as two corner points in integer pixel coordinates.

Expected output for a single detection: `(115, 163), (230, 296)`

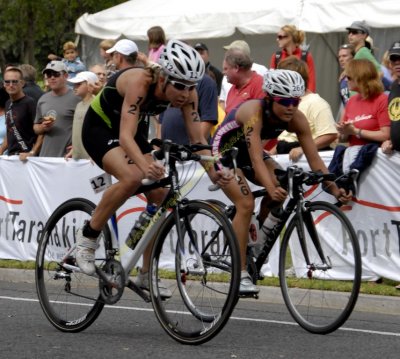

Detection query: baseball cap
(106, 39), (138, 56)
(67, 71), (98, 85)
(194, 42), (208, 51)
(346, 21), (370, 35)
(223, 40), (251, 56)
(42, 60), (68, 74)
(388, 41), (400, 60)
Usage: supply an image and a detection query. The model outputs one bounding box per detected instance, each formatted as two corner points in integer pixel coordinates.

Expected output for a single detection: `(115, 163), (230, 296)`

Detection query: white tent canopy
(75, 0), (400, 115)
(75, 0), (399, 39)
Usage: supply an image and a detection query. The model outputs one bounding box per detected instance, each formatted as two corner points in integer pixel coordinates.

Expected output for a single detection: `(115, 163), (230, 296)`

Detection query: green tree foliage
(0, 0), (125, 71)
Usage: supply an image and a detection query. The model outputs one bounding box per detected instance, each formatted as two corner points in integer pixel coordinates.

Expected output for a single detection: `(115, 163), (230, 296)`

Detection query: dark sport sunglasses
(273, 97), (301, 107)
(168, 79), (197, 91)
(44, 71), (63, 78)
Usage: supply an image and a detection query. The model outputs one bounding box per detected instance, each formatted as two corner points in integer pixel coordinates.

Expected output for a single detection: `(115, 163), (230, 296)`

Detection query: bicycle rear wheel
(35, 198), (112, 332)
(279, 201), (361, 334)
(150, 200), (240, 345)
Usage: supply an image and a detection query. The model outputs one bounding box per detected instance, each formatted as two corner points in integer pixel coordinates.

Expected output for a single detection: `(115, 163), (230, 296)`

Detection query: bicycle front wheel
(279, 201), (361, 334)
(150, 200), (240, 345)
(35, 198), (112, 332)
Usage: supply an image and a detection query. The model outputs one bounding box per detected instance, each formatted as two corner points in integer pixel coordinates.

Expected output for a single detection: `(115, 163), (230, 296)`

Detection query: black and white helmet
(262, 69), (305, 98)
(158, 39), (205, 82)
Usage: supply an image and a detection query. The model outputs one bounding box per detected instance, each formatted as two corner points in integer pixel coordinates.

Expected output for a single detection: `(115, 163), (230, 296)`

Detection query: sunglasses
(3, 80), (20, 85)
(348, 29), (365, 35)
(168, 79), (196, 91)
(273, 97), (301, 107)
(45, 71), (62, 78)
(390, 55), (400, 62)
(277, 35), (289, 40)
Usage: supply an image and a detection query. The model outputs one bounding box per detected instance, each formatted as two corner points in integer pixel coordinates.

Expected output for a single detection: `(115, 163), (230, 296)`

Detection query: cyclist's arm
(181, 92), (231, 185)
(118, 70), (153, 177)
(291, 112), (349, 200)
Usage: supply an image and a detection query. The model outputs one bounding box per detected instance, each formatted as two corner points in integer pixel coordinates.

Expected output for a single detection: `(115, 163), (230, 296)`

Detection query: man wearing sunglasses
(74, 40), (231, 296)
(33, 60), (80, 157)
(381, 42), (400, 154)
(211, 69), (351, 295)
(0, 67), (41, 161)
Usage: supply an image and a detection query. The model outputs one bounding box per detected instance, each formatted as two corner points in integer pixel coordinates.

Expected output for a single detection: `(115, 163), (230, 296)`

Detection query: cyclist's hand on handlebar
(333, 187), (353, 204)
(268, 185), (288, 202)
(214, 169), (234, 188)
(146, 161), (165, 181)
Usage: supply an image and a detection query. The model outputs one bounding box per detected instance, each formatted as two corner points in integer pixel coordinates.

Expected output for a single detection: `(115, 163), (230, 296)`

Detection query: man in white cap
(106, 39), (139, 71)
(33, 60), (80, 157)
(65, 71), (99, 159)
(219, 40), (267, 112)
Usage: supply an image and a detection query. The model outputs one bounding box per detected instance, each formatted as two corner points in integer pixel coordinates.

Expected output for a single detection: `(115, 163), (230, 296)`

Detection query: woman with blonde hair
(270, 24), (316, 92)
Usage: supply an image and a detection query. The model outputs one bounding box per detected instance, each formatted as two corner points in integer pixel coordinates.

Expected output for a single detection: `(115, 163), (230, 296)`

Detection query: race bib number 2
(90, 173), (112, 194)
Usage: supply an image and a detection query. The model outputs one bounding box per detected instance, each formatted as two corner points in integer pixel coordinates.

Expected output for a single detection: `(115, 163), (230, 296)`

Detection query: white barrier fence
(1, 150), (400, 281)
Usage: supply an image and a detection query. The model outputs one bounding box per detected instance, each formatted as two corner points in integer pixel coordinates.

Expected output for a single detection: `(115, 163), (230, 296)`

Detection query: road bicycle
(35, 139), (240, 345)
(209, 166), (361, 334)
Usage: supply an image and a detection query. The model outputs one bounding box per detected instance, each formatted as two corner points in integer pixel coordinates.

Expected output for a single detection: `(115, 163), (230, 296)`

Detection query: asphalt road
(1, 270), (400, 359)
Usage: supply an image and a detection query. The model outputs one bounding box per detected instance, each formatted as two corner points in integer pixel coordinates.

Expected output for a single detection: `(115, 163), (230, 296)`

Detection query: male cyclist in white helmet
(76, 40), (231, 296)
(211, 69), (352, 295)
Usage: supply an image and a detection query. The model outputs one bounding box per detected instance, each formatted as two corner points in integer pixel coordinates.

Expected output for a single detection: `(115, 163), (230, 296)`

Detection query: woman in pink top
(337, 59), (390, 147)
(147, 26), (166, 62)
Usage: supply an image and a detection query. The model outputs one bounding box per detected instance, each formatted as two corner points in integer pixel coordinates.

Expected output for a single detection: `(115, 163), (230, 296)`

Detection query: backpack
(274, 49), (308, 66)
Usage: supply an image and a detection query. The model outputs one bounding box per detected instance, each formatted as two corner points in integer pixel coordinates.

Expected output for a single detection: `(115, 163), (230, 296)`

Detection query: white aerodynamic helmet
(262, 69), (305, 98)
(158, 39), (205, 82)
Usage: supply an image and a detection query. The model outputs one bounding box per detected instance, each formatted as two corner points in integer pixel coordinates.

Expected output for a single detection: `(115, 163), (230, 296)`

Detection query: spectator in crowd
(99, 39), (117, 78)
(147, 26), (166, 63)
(338, 44), (355, 107)
(381, 41), (400, 155)
(333, 59), (390, 175)
(0, 67), (42, 161)
(106, 39), (139, 71)
(222, 46), (265, 115)
(269, 25), (316, 92)
(65, 71), (98, 160)
(380, 50), (395, 90)
(270, 56), (337, 162)
(49, 41), (86, 79)
(194, 42), (223, 95)
(219, 40), (267, 111)
(33, 61), (80, 157)
(0, 87), (8, 149)
(346, 21), (381, 72)
(89, 64), (107, 88)
(19, 64), (44, 105)
(159, 72), (218, 145)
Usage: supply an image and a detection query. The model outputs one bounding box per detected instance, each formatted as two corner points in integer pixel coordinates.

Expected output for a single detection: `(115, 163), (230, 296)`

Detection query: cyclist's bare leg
(258, 157), (284, 223)
(76, 146), (167, 275)
(220, 168), (254, 271)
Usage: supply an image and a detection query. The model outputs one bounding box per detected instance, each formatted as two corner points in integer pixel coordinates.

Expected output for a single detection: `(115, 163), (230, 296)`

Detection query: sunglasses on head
(168, 79), (197, 91)
(45, 71), (62, 78)
(348, 29), (365, 35)
(273, 97), (301, 107)
(3, 80), (20, 85)
(277, 35), (289, 40)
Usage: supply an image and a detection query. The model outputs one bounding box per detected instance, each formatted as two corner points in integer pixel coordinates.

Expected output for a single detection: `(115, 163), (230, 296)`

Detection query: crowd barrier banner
(1, 150), (400, 281)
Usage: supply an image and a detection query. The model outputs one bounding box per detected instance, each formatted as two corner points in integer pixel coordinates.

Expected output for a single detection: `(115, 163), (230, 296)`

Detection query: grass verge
(1, 259), (399, 297)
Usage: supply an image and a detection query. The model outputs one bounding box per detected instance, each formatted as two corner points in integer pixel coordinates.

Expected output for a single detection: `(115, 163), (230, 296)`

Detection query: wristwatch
(355, 128), (362, 139)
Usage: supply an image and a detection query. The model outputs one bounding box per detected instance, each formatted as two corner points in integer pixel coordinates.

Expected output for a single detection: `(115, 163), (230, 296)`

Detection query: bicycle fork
(298, 205), (332, 278)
